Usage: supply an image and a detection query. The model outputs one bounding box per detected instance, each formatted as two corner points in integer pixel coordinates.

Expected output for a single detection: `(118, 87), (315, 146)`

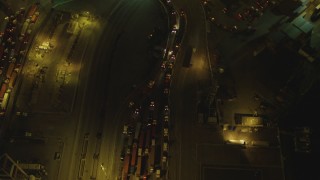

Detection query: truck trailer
(0, 92), (9, 110)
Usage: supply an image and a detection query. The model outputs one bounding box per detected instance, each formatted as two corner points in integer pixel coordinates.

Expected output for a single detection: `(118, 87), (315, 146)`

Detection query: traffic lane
(180, 71), (201, 180)
(69, 26), (113, 179)
(169, 60), (199, 180)
(174, 0), (208, 56)
(186, 0), (207, 53)
(58, 21), (105, 180)
(83, 11), (133, 180)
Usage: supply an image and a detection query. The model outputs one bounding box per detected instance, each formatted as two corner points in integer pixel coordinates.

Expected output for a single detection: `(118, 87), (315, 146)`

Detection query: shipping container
(144, 128), (151, 154)
(30, 14), (38, 23)
(26, 4), (38, 18)
(138, 131), (145, 156)
(148, 145), (155, 173)
(20, 20), (30, 36)
(122, 154), (131, 180)
(134, 122), (141, 140)
(0, 83), (7, 99)
(6, 62), (15, 78)
(9, 71), (17, 88)
(130, 143), (138, 173)
(135, 156), (142, 177)
(1, 92), (9, 110)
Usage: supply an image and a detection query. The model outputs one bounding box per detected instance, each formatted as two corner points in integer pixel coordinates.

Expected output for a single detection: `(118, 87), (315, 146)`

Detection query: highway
(58, 0), (169, 179)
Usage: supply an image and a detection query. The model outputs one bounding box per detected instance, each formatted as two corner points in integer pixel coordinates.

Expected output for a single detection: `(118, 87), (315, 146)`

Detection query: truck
(156, 169), (161, 178)
(148, 145), (155, 173)
(0, 83), (7, 99)
(144, 128), (151, 154)
(182, 45), (193, 67)
(138, 131), (145, 156)
(134, 122), (141, 140)
(1, 92), (9, 110)
(122, 154), (131, 180)
(0, 17), (8, 33)
(6, 62), (15, 78)
(135, 156), (142, 177)
(30, 12), (39, 23)
(130, 143), (138, 174)
(26, 4), (38, 18)
(20, 20), (30, 36)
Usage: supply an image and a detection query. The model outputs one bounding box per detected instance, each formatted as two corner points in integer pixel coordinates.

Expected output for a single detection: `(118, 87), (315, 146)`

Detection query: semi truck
(20, 19), (30, 36)
(26, 4), (38, 18)
(135, 156), (142, 177)
(1, 92), (9, 110)
(138, 131), (145, 156)
(130, 143), (138, 174)
(134, 122), (141, 140)
(0, 83), (7, 99)
(6, 62), (15, 78)
(148, 144), (155, 173)
(122, 154), (131, 180)
(30, 12), (39, 23)
(148, 141), (157, 173)
(144, 128), (151, 154)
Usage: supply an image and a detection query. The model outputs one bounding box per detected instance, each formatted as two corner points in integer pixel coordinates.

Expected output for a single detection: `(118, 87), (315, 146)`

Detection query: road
(57, 0), (169, 179)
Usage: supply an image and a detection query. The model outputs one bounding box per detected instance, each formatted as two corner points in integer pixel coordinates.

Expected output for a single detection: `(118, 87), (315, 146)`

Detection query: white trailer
(0, 92), (9, 110)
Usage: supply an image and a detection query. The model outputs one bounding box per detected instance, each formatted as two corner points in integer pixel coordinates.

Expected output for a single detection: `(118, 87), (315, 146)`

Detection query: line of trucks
(0, 62), (18, 112)
(0, 4), (39, 115)
(122, 121), (162, 180)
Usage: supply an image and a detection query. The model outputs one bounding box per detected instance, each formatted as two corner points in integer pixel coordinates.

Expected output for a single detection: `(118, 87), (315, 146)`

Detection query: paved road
(57, 0), (168, 179)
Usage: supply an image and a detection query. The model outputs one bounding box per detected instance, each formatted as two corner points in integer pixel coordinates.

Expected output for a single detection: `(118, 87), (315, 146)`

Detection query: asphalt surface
(3, 0), (317, 179)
